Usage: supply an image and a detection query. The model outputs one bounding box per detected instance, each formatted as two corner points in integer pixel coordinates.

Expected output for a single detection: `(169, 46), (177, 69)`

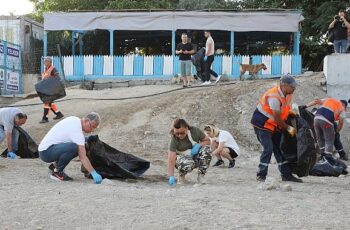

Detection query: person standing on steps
(40, 57), (64, 124)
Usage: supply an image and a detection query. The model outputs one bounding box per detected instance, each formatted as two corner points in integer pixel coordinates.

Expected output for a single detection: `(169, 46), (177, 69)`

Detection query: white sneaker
(215, 75), (222, 84)
(201, 81), (211, 86)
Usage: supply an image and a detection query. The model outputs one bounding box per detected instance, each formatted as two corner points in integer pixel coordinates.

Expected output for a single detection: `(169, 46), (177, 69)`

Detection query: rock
(181, 109), (187, 115)
(144, 131), (152, 135)
(170, 114), (177, 119)
(259, 177), (280, 190)
(281, 184), (292, 192)
(101, 179), (115, 186)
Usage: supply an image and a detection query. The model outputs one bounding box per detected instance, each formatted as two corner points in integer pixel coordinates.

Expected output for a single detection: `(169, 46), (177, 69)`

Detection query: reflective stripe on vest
(252, 85), (291, 131)
(316, 98), (344, 124)
(42, 65), (54, 78)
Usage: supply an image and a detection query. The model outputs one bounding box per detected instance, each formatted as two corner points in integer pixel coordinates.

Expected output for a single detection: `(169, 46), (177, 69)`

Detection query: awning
(44, 10), (304, 32)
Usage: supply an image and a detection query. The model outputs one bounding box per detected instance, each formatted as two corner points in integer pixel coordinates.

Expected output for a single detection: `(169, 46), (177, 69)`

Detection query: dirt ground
(1, 73), (350, 230)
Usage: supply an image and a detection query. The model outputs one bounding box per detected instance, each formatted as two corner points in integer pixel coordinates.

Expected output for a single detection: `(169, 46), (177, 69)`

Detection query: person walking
(202, 31), (219, 85)
(251, 75), (302, 183)
(40, 57), (64, 123)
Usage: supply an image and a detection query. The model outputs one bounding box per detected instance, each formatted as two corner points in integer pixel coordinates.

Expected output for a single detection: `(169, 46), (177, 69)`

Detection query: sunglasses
(174, 131), (186, 136)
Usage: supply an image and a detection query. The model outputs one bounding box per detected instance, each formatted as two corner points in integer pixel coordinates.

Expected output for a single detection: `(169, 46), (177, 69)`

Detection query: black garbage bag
(1, 126), (38, 158)
(280, 115), (317, 177)
(35, 77), (66, 103)
(310, 157), (348, 177)
(82, 135), (150, 179)
(191, 47), (205, 82)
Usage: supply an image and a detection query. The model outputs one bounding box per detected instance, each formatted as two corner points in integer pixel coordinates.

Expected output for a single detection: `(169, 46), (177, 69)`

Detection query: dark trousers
(204, 55), (218, 81)
(254, 128), (290, 177)
(39, 142), (79, 172)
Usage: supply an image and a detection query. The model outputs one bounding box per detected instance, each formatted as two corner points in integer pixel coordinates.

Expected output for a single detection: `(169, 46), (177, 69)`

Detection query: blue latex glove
(203, 56), (208, 62)
(168, 176), (176, 186)
(7, 151), (17, 159)
(90, 170), (102, 184)
(191, 143), (201, 156)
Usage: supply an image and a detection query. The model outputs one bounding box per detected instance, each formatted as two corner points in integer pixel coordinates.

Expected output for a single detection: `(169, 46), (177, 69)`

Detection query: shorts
(180, 60), (192, 76)
(228, 147), (238, 159)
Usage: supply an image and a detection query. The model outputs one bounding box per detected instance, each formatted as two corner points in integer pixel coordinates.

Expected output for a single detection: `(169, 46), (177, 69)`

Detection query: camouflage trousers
(175, 145), (212, 176)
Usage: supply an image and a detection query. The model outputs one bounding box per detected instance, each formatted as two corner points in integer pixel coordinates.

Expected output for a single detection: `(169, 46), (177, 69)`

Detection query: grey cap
(280, 75), (298, 87)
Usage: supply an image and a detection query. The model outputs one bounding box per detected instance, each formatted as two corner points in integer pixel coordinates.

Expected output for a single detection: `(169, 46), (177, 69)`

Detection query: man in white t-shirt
(202, 30), (219, 85)
(39, 112), (102, 183)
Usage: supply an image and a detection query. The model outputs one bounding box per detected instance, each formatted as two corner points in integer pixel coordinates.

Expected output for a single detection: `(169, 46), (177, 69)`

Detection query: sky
(0, 0), (35, 16)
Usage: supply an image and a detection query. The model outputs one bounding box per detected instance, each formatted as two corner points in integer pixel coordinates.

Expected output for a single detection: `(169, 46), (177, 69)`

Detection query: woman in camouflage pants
(167, 118), (212, 185)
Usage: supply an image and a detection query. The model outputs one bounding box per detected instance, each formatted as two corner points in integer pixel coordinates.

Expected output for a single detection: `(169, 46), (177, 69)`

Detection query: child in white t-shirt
(204, 124), (240, 168)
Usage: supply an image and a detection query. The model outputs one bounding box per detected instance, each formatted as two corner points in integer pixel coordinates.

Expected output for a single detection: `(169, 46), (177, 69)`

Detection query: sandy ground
(1, 73), (350, 230)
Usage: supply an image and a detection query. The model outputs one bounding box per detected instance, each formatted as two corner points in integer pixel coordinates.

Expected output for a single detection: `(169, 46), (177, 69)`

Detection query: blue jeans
(39, 142), (78, 172)
(0, 126), (19, 151)
(254, 128), (290, 177)
(333, 39), (348, 53)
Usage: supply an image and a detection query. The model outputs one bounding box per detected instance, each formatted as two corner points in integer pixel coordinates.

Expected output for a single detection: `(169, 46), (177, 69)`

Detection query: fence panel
(63, 56), (74, 76)
(143, 55), (154, 75)
(281, 55), (292, 75)
(222, 55), (232, 75)
(84, 55), (93, 75)
(163, 55), (173, 75)
(103, 56), (114, 76)
(123, 55), (134, 76)
(212, 55), (222, 75)
(47, 54), (301, 80)
(261, 55), (272, 76)
(153, 55), (163, 76)
(114, 56), (124, 76)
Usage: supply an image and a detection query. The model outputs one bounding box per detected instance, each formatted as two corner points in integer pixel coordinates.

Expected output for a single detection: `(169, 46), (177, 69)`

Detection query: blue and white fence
(45, 55), (302, 81)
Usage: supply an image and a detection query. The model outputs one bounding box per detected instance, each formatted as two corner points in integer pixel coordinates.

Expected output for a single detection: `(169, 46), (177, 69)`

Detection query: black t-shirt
(176, 43), (194, 61)
(334, 20), (348, 40)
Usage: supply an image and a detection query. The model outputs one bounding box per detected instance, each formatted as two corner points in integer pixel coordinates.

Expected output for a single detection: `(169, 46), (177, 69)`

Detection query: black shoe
(53, 112), (64, 120)
(339, 151), (348, 161)
(256, 175), (266, 182)
(282, 174), (303, 183)
(213, 159), (224, 167)
(48, 163), (55, 173)
(228, 160), (235, 168)
(50, 171), (73, 181)
(39, 118), (49, 123)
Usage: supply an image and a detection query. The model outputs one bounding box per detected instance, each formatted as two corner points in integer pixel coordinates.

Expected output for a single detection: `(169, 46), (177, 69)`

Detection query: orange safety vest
(316, 98), (345, 124)
(251, 85), (292, 131)
(42, 65), (54, 79)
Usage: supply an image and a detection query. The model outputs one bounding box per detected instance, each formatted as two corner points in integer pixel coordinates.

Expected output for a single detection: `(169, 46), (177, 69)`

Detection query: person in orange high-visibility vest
(251, 75), (302, 183)
(40, 57), (64, 124)
(304, 98), (348, 163)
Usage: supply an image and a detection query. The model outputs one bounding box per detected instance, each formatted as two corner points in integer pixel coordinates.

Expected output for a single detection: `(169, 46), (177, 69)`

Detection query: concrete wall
(323, 54), (350, 100)
(22, 74), (39, 94)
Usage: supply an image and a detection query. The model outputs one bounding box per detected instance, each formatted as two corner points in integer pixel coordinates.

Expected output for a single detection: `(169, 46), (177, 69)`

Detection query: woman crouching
(204, 124), (240, 168)
(167, 118), (212, 186)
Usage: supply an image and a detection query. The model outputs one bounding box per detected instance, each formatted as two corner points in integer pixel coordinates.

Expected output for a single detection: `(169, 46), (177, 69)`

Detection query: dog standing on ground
(239, 63), (267, 81)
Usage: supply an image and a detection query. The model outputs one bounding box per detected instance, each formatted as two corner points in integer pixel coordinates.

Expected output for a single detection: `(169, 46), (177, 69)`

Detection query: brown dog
(239, 63), (267, 81)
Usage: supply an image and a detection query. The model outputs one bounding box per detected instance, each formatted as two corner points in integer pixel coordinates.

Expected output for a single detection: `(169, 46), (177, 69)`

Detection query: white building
(0, 15), (43, 52)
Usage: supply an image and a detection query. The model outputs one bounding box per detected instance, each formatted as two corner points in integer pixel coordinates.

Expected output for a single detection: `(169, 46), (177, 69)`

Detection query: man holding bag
(39, 112), (102, 184)
(251, 75), (302, 183)
(39, 57), (64, 123)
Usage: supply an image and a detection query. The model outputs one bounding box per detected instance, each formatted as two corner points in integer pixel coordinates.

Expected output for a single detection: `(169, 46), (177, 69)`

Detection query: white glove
(287, 125), (296, 136)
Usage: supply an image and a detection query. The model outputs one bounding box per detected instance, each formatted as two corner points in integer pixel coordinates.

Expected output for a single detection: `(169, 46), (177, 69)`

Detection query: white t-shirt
(217, 130), (240, 155)
(38, 116), (85, 151)
(205, 36), (215, 56)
